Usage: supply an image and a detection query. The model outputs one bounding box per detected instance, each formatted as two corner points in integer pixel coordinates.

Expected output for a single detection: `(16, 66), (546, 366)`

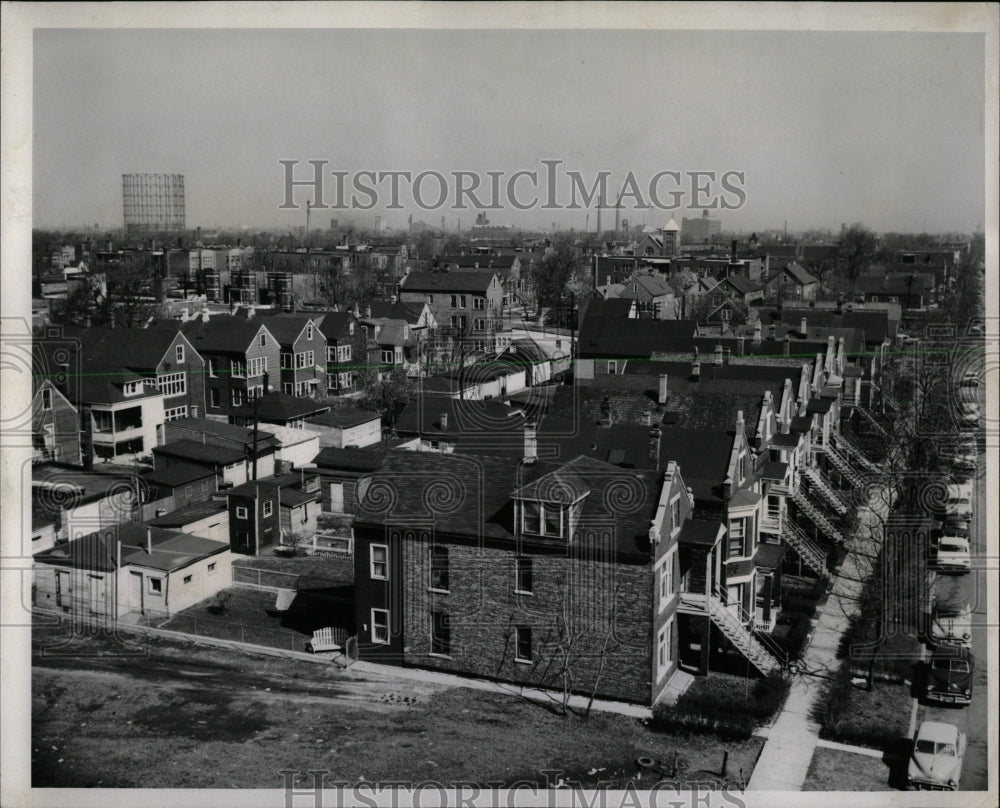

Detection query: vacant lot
(32, 621), (763, 790)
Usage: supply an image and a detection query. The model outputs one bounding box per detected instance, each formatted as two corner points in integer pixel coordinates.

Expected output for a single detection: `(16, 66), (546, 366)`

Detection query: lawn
(32, 621), (765, 790)
(817, 678), (914, 750)
(802, 747), (898, 791)
(233, 552), (355, 586)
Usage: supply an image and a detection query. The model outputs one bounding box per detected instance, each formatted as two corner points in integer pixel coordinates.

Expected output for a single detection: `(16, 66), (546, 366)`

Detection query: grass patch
(813, 663), (913, 749)
(233, 554), (355, 586)
(652, 672), (789, 740)
(803, 747), (895, 791)
(32, 619), (765, 789)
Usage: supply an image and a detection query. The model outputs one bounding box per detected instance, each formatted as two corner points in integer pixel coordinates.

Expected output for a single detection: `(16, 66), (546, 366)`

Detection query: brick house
(319, 311), (367, 397)
(399, 271), (504, 355)
(352, 448), (694, 706)
(178, 313), (279, 417)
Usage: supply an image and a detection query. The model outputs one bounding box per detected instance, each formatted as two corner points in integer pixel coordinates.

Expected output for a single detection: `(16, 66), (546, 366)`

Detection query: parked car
(925, 646), (974, 705)
(937, 517), (970, 540)
(908, 721), (966, 790)
(950, 452), (977, 473)
(946, 485), (974, 521)
(930, 536), (972, 573)
(930, 601), (973, 648)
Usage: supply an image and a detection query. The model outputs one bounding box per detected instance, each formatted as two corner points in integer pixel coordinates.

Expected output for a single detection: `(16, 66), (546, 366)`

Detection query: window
(543, 505), (561, 537)
(176, 344), (185, 363)
(659, 550), (676, 608)
(474, 296), (485, 310)
(41, 388), (52, 410)
(338, 371), (353, 389)
(207, 359), (217, 378)
(305, 323), (314, 340)
(123, 381), (143, 397)
(370, 608), (389, 644)
(450, 295), (458, 308)
(381, 349), (394, 364)
(248, 356), (267, 378)
(231, 359), (246, 378)
(294, 351), (314, 370)
(430, 545), (449, 592)
(460, 295), (467, 308)
(283, 382), (294, 395)
(183, 575), (192, 584)
(235, 506), (248, 520)
(232, 388), (244, 407)
(337, 344), (351, 362)
(157, 372), (187, 398)
(515, 626), (532, 662)
(349, 321), (356, 335)
(260, 333), (267, 347)
(474, 318), (486, 331)
(249, 384), (264, 399)
(209, 388), (220, 408)
(522, 502), (541, 535)
(262, 500), (273, 517)
(670, 496), (681, 534)
(281, 352), (293, 371)
(148, 577), (163, 594)
(184, 485), (193, 500)
(370, 544), (388, 580)
(607, 360), (618, 375)
(208, 563), (217, 576)
(164, 405), (188, 422)
(515, 556), (533, 594)
(430, 610), (450, 657)
(657, 621), (673, 677)
(728, 518), (746, 557)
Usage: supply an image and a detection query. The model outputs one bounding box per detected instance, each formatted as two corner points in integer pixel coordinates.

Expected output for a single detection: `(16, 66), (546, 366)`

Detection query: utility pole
(250, 371), (268, 480)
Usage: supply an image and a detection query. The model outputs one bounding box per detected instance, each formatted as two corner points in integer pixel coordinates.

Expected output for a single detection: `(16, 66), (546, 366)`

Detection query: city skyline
(33, 28), (986, 235)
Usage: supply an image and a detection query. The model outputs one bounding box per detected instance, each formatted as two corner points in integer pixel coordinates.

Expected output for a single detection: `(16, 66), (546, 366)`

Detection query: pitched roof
(855, 273), (934, 297)
(312, 445), (394, 472)
(395, 394), (524, 437)
(678, 519), (725, 547)
(757, 306), (895, 344)
(318, 311), (356, 340)
(401, 271), (497, 294)
(177, 315), (270, 354)
(253, 313), (320, 346)
(577, 317), (700, 359)
(777, 263), (818, 286)
(440, 254), (517, 270)
(145, 498), (228, 528)
(366, 301), (427, 324)
(165, 417), (279, 451)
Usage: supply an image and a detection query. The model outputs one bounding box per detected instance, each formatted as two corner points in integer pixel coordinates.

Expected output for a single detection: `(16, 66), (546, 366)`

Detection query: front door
(329, 483), (344, 513)
(130, 570), (144, 614)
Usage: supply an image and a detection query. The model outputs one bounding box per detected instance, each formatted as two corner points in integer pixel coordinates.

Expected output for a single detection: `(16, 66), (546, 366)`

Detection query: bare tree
(837, 223), (879, 281)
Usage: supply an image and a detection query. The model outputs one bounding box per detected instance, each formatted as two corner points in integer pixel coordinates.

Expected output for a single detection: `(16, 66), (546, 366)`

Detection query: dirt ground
(32, 621), (763, 790)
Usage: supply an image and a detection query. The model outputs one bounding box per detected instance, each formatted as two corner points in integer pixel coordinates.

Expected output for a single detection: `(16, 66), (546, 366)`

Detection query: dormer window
(520, 501), (563, 538)
(123, 381), (142, 397)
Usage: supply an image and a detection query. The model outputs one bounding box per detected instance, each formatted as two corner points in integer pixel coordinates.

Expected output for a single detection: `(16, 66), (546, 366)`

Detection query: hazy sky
(33, 28), (986, 234)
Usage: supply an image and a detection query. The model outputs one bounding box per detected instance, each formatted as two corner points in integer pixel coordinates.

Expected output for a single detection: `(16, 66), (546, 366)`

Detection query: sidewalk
(748, 492), (892, 791)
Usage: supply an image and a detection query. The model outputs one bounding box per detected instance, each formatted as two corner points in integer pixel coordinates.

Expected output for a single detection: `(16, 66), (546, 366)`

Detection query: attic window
(260, 333), (267, 347)
(306, 323), (314, 340)
(521, 501), (564, 538)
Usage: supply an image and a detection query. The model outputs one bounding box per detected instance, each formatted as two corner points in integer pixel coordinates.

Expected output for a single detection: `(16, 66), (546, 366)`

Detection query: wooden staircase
(803, 466), (849, 515)
(781, 519), (830, 578)
(706, 589), (785, 676)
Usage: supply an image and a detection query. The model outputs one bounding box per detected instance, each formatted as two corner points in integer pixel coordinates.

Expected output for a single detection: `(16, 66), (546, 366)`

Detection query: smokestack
(524, 422), (537, 464)
(658, 374), (668, 404)
(736, 410), (745, 436)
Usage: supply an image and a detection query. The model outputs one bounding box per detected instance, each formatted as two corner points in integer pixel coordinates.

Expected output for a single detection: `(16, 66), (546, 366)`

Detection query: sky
(33, 28), (986, 235)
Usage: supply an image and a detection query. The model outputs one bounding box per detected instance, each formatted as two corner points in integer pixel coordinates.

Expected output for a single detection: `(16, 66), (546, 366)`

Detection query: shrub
(813, 663), (854, 730)
(650, 704), (754, 740)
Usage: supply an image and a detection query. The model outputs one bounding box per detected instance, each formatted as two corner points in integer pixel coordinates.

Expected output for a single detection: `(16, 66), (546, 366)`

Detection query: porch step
(832, 431), (880, 473)
(781, 520), (829, 578)
(824, 444), (867, 488)
(803, 466), (849, 515)
(855, 406), (889, 439)
(788, 486), (845, 545)
(706, 593), (784, 676)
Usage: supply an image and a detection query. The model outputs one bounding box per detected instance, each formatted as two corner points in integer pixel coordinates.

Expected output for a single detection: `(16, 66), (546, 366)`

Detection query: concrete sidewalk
(748, 493), (893, 791)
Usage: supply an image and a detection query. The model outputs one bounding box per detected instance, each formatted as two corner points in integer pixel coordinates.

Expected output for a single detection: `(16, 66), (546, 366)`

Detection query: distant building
(682, 210), (722, 244)
(122, 173), (186, 234)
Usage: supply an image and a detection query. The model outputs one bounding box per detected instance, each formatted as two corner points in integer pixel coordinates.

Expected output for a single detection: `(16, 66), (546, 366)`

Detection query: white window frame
(262, 500), (273, 517)
(248, 356), (267, 378)
(175, 344), (185, 363)
(231, 359), (246, 378)
(337, 344), (351, 362)
(514, 556), (534, 594)
(659, 547), (677, 611)
(207, 358), (217, 377)
(148, 577), (163, 595)
(370, 608), (389, 644)
(514, 626), (533, 663)
(670, 495), (682, 536)
(607, 360), (618, 375)
(164, 405), (188, 422)
(474, 296), (485, 310)
(235, 505), (248, 520)
(657, 620), (673, 680)
(157, 372), (187, 398)
(381, 349), (394, 364)
(370, 543), (389, 580)
(305, 323), (314, 340)
(281, 352), (293, 371)
(259, 333), (267, 347)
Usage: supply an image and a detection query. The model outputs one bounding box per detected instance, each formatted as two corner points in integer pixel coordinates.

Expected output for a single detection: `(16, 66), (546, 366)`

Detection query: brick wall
(399, 536), (654, 705)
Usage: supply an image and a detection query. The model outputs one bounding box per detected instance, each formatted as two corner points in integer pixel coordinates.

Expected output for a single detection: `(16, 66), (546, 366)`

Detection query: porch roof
(754, 542), (788, 570)
(678, 518), (725, 547)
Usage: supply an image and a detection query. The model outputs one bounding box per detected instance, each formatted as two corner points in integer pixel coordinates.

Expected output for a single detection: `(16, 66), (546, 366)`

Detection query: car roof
(931, 645), (971, 661)
(917, 721), (960, 742)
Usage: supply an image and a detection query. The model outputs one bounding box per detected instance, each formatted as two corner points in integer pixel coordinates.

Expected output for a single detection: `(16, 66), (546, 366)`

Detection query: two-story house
(319, 311), (367, 397)
(177, 313), (279, 417)
(399, 271), (504, 355)
(257, 312), (327, 397)
(352, 447), (694, 706)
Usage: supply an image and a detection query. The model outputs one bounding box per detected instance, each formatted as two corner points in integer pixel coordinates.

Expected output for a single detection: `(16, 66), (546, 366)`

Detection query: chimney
(523, 422), (537, 464)
(800, 316), (807, 335)
(691, 348), (701, 381)
(783, 334), (791, 356)
(752, 319), (762, 345)
(737, 335), (745, 356)
(201, 308), (210, 323)
(724, 347), (731, 365)
(736, 409), (745, 436)
(658, 373), (669, 404)
(648, 424), (662, 471)
(440, 412), (448, 431)
(768, 323), (776, 340)
(146, 528), (153, 554)
(714, 343), (723, 366)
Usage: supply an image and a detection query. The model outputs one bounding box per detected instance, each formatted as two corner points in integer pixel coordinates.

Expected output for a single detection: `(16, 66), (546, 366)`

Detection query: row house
(258, 312), (327, 397)
(320, 311), (367, 397)
(352, 448), (692, 706)
(177, 313), (279, 417)
(438, 254), (529, 309)
(399, 271), (505, 355)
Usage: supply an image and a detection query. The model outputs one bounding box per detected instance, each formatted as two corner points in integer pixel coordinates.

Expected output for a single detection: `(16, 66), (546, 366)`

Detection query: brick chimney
(658, 373), (669, 404)
(648, 424), (662, 470)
